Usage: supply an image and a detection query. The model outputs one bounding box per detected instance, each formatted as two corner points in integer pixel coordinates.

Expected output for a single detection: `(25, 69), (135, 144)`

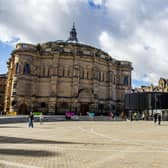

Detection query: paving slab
(0, 121), (168, 168)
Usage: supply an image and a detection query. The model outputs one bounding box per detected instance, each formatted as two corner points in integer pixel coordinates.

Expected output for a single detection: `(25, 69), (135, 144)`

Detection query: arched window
(80, 68), (84, 79)
(67, 70), (70, 77)
(68, 67), (73, 77)
(43, 67), (45, 76)
(99, 72), (101, 81)
(15, 63), (20, 74)
(58, 67), (64, 77)
(48, 68), (50, 76)
(41, 102), (47, 108)
(62, 102), (68, 109)
(40, 66), (43, 76)
(23, 63), (30, 74)
(109, 72), (113, 82)
(124, 76), (129, 86)
(113, 75), (116, 84)
(87, 72), (89, 79)
(12, 100), (17, 106)
(96, 71), (99, 80)
(101, 72), (103, 81)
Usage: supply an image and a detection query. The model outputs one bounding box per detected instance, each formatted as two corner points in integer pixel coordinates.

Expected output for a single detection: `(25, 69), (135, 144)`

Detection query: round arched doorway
(18, 103), (29, 115)
(78, 89), (94, 115)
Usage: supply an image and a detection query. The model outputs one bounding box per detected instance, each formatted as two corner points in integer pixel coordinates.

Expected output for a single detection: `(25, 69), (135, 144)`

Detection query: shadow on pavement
(0, 136), (87, 145)
(158, 124), (168, 126)
(0, 126), (21, 128)
(0, 148), (58, 157)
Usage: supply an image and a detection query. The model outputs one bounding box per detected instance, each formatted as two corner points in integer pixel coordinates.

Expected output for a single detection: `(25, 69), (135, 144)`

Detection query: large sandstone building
(4, 25), (132, 115)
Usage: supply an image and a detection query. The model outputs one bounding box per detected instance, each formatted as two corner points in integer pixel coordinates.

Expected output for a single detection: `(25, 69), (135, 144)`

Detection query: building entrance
(80, 103), (89, 115)
(18, 103), (28, 115)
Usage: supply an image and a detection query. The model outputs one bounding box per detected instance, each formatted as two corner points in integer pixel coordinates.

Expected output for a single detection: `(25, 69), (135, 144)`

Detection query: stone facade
(0, 74), (7, 113)
(134, 78), (168, 92)
(4, 28), (132, 115)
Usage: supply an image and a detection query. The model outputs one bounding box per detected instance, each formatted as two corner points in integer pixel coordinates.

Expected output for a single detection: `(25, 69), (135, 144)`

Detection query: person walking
(133, 112), (137, 121)
(158, 113), (161, 125)
(28, 112), (34, 128)
(153, 113), (157, 124)
(39, 112), (44, 125)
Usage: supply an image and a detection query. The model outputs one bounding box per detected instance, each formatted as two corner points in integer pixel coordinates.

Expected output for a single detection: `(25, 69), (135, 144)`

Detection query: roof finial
(67, 23), (78, 42)
(73, 22), (75, 28)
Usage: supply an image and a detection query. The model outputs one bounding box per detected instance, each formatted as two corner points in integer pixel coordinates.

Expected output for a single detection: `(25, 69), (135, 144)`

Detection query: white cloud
(0, 24), (15, 42)
(0, 0), (168, 87)
(105, 0), (134, 12)
(99, 27), (168, 86)
(0, 0), (85, 44)
(92, 0), (104, 5)
(98, 0), (168, 86)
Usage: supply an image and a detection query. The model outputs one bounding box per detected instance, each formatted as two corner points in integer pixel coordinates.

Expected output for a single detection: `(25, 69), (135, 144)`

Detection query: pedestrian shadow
(158, 124), (168, 126)
(0, 136), (87, 145)
(0, 126), (21, 128)
(0, 148), (58, 157)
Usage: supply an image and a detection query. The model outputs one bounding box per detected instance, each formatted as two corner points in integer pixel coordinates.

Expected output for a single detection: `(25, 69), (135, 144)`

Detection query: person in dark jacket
(153, 113), (157, 124)
(28, 112), (34, 128)
(158, 113), (161, 125)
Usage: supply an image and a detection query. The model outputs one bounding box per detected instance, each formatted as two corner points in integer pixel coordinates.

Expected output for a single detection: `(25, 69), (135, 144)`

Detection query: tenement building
(0, 74), (7, 113)
(4, 25), (132, 115)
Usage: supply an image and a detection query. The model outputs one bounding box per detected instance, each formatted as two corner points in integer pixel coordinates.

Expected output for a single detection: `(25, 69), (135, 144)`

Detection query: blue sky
(0, 42), (12, 74)
(1, 0), (168, 88)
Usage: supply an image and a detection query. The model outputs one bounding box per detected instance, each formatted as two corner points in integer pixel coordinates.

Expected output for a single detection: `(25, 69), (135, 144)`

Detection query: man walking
(153, 113), (157, 124)
(158, 113), (161, 125)
(28, 112), (34, 128)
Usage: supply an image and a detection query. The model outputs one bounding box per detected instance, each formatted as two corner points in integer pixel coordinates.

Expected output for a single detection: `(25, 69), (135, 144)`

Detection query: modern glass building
(125, 92), (168, 120)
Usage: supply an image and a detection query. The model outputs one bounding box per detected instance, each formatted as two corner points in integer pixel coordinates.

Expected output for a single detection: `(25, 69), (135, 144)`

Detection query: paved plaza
(0, 121), (168, 168)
